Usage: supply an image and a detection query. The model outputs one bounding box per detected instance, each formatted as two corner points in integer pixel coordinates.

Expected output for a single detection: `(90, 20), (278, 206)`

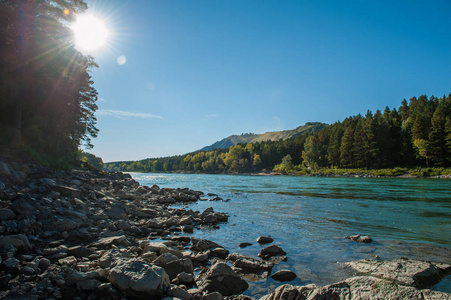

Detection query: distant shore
(122, 169), (451, 179)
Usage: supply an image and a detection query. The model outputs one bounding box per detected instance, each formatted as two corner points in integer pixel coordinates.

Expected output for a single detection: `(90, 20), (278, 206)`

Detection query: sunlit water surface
(130, 173), (451, 297)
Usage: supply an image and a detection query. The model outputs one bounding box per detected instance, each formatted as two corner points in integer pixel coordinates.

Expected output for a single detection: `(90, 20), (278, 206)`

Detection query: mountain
(200, 122), (327, 151)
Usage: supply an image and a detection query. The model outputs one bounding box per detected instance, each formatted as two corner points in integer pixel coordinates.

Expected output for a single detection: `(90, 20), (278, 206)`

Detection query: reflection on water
(130, 173), (451, 296)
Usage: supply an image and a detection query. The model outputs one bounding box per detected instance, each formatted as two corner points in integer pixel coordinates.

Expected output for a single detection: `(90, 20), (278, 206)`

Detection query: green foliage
(0, 0), (98, 167)
(79, 151), (104, 170)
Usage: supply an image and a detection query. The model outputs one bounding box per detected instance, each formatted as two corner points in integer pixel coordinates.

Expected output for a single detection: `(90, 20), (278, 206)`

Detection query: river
(130, 173), (451, 297)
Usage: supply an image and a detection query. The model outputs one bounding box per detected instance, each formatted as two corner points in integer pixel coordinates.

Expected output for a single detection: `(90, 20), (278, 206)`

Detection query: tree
(413, 139), (430, 168)
(302, 136), (320, 169)
(0, 0), (98, 166)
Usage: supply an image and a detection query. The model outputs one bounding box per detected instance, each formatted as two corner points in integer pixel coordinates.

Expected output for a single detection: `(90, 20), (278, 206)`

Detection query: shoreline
(123, 170), (451, 179)
(0, 159), (450, 299)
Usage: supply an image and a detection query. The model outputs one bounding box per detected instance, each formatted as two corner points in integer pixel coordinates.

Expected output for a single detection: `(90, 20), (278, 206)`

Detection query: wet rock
(196, 261), (249, 296)
(182, 225), (194, 233)
(270, 270), (297, 282)
(228, 253), (273, 274)
(256, 236), (273, 244)
(258, 245), (286, 260)
(346, 234), (373, 243)
(238, 242), (252, 248)
(108, 258), (170, 297)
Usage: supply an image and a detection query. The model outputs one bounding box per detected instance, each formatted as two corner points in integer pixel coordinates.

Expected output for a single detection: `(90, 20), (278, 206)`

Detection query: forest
(0, 0), (98, 167)
(104, 94), (451, 174)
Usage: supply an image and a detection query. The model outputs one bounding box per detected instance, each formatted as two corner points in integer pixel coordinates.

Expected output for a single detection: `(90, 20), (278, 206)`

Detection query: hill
(200, 122), (327, 151)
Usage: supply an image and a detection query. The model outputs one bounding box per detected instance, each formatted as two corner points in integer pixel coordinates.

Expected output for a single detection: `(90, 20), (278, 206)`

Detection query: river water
(130, 173), (451, 297)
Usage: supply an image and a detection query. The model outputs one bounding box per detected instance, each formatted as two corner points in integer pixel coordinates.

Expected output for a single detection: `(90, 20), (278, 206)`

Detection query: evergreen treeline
(0, 0), (98, 167)
(105, 94), (451, 173)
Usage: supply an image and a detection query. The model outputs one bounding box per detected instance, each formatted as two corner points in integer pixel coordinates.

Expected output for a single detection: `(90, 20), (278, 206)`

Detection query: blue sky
(84, 0), (451, 162)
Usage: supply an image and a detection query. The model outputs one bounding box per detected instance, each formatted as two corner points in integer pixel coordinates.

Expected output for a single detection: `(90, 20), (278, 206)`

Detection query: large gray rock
(345, 258), (450, 288)
(108, 258), (170, 297)
(260, 278), (451, 300)
(196, 261), (248, 296)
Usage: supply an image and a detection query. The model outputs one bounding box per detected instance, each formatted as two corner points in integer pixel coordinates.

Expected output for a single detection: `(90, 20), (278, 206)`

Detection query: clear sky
(83, 0), (451, 162)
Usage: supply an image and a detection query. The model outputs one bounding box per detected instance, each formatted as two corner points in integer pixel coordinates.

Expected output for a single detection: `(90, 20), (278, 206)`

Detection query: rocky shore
(0, 159), (450, 299)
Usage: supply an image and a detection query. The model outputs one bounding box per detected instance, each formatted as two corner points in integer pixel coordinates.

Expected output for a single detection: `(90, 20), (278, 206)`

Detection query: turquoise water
(130, 173), (451, 297)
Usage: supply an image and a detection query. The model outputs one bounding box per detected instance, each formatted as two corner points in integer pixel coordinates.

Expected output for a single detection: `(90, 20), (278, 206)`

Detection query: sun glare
(72, 14), (109, 53)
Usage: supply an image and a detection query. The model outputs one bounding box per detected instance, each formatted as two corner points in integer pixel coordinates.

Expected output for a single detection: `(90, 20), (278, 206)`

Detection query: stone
(270, 270), (297, 282)
(0, 234), (31, 250)
(238, 242), (252, 248)
(67, 245), (95, 258)
(89, 235), (131, 249)
(257, 236), (274, 244)
(191, 238), (221, 252)
(346, 234), (373, 243)
(108, 258), (170, 296)
(260, 277), (451, 300)
(210, 247), (229, 258)
(58, 256), (77, 266)
(345, 258), (449, 288)
(0, 162), (11, 177)
(176, 272), (194, 285)
(203, 291), (223, 300)
(78, 279), (102, 290)
(196, 261), (248, 296)
(182, 225), (194, 233)
(167, 285), (192, 300)
(258, 244), (286, 259)
(0, 208), (16, 221)
(3, 257), (20, 268)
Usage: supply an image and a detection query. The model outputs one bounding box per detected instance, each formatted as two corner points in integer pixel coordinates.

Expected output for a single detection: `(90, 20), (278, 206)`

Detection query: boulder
(0, 234), (31, 250)
(345, 258), (450, 288)
(346, 234), (372, 243)
(257, 236), (273, 244)
(258, 244), (286, 259)
(228, 253), (273, 274)
(270, 270), (297, 282)
(108, 258), (170, 297)
(89, 235), (131, 249)
(191, 238), (221, 252)
(196, 261), (248, 296)
(260, 277), (451, 300)
(0, 208), (16, 221)
(238, 242), (252, 248)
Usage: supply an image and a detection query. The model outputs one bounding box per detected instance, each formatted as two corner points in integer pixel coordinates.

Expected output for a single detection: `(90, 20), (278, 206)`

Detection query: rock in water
(271, 270), (297, 282)
(257, 236), (274, 244)
(258, 244), (286, 259)
(108, 258), (170, 297)
(196, 261), (249, 296)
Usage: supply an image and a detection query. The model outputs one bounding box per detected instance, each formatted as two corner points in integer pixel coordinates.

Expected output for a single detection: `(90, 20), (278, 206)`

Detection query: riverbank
(1, 158), (450, 299)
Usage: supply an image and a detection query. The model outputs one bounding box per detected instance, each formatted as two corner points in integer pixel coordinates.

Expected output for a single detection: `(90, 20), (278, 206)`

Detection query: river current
(130, 173), (451, 297)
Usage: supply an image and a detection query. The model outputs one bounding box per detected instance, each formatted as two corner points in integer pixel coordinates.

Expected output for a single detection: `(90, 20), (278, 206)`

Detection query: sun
(72, 14), (109, 53)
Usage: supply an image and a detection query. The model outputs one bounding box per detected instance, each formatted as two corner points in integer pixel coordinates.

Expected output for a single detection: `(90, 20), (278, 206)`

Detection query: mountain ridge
(200, 122), (327, 151)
